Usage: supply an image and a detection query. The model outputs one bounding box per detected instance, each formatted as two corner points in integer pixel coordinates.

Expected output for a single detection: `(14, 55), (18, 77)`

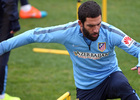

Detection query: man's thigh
(107, 71), (139, 100)
(76, 72), (110, 100)
(76, 71), (140, 100)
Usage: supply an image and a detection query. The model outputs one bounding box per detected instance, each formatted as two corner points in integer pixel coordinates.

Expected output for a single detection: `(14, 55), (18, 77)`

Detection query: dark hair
(78, 1), (102, 24)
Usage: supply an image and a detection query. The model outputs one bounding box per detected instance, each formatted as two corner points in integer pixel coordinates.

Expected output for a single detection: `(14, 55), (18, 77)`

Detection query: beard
(82, 26), (99, 41)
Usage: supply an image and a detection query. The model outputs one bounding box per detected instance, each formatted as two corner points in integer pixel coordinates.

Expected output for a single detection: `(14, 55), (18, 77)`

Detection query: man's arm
(131, 53), (140, 75)
(108, 25), (140, 75)
(0, 29), (34, 55)
(0, 22), (73, 55)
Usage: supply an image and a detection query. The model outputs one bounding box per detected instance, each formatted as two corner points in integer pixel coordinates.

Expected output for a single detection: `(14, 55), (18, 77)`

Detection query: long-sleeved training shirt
(0, 20), (140, 89)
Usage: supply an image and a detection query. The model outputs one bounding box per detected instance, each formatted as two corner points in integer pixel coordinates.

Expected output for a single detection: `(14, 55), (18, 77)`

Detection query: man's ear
(78, 20), (83, 27)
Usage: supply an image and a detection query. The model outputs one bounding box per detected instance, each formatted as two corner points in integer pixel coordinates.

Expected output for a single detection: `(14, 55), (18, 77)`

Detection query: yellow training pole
(57, 92), (71, 100)
(77, 0), (81, 19)
(33, 48), (69, 55)
(102, 0), (107, 22)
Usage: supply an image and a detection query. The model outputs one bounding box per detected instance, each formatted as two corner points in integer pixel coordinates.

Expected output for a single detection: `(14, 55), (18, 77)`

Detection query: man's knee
(109, 72), (138, 99)
(125, 90), (140, 100)
(114, 79), (139, 100)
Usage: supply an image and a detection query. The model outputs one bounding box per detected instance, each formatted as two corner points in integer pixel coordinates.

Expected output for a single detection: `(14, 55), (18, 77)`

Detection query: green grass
(6, 0), (140, 100)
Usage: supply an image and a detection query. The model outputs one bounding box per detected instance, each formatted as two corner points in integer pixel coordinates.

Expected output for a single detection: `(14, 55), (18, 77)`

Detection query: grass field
(6, 0), (140, 100)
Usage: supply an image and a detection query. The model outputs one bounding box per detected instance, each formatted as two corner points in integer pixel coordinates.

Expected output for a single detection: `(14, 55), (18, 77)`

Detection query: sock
(0, 93), (5, 99)
(20, 4), (31, 12)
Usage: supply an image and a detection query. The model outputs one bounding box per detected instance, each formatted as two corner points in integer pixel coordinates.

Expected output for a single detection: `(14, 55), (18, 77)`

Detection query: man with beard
(0, 1), (140, 100)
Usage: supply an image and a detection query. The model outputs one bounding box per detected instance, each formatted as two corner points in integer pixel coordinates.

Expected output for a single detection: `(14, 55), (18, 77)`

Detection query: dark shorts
(76, 71), (140, 100)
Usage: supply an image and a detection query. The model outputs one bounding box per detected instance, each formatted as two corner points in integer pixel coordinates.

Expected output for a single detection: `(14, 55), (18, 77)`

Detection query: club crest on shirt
(122, 35), (134, 48)
(98, 42), (106, 52)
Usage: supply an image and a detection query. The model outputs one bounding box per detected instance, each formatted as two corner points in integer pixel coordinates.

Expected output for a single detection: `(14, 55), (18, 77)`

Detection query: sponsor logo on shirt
(98, 42), (106, 52)
(74, 51), (109, 60)
(122, 35), (134, 48)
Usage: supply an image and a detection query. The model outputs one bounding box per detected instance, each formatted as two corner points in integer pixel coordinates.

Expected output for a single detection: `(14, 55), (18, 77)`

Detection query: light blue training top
(0, 20), (140, 89)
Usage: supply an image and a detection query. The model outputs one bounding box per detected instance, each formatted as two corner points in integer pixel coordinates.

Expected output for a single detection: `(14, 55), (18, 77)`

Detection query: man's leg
(0, 18), (20, 100)
(76, 76), (110, 100)
(0, 53), (9, 96)
(19, 0), (47, 19)
(20, 0), (28, 5)
(106, 71), (140, 100)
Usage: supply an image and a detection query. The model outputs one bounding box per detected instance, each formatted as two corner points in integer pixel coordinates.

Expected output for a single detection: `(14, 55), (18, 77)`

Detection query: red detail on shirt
(124, 36), (132, 44)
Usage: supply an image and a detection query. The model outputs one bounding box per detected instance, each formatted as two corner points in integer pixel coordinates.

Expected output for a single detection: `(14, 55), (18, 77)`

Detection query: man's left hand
(131, 67), (140, 75)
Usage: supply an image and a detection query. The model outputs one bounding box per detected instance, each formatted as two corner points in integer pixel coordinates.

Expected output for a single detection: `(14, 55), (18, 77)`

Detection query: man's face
(79, 15), (102, 41)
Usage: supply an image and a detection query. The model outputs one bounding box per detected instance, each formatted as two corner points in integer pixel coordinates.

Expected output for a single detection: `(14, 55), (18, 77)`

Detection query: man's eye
(88, 25), (94, 27)
(97, 23), (100, 26)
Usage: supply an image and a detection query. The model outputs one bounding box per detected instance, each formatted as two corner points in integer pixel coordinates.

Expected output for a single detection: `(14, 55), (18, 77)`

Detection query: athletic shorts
(76, 71), (140, 100)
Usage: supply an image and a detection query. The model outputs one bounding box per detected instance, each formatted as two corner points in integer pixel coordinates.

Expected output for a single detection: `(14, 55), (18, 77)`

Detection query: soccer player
(0, 0), (20, 100)
(0, 1), (140, 100)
